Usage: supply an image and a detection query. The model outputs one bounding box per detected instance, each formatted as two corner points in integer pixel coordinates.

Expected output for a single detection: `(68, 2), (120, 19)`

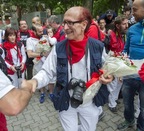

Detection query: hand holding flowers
(82, 51), (142, 105)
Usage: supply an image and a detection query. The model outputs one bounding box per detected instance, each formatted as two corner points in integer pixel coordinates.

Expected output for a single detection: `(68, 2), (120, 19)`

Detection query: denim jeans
(122, 78), (144, 130)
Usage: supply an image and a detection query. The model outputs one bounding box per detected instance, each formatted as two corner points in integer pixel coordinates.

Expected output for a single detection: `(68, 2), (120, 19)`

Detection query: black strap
(85, 43), (89, 82)
(91, 23), (101, 41)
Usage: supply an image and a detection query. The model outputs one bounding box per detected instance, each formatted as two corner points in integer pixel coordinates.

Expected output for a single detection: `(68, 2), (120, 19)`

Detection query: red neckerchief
(19, 30), (29, 33)
(30, 32), (41, 40)
(67, 36), (88, 64)
(3, 41), (16, 50)
(3, 41), (22, 65)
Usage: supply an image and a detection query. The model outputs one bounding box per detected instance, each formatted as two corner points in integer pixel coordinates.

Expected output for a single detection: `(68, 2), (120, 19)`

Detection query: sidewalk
(6, 91), (137, 131)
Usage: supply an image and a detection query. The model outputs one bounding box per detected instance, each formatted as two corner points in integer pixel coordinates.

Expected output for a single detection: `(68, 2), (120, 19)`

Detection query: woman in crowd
(3, 27), (26, 87)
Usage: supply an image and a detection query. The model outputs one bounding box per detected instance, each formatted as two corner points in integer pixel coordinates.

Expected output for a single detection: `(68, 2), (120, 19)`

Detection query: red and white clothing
(53, 25), (65, 42)
(107, 30), (125, 108)
(33, 37), (108, 131)
(26, 35), (48, 74)
(3, 41), (26, 87)
(109, 30), (125, 53)
(0, 47), (15, 131)
(85, 20), (105, 41)
(0, 69), (15, 131)
(17, 30), (33, 46)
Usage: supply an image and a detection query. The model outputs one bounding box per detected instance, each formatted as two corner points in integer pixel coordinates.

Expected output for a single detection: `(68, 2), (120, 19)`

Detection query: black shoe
(117, 120), (135, 130)
(98, 112), (105, 121)
(109, 107), (117, 113)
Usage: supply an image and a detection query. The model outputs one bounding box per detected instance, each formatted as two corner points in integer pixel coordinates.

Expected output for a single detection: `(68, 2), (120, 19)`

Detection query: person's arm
(0, 70), (33, 116)
(26, 38), (41, 58)
(21, 45), (27, 63)
(0, 83), (32, 116)
(48, 36), (57, 45)
(22, 45), (57, 92)
(27, 50), (41, 58)
(99, 74), (114, 84)
(33, 45), (57, 89)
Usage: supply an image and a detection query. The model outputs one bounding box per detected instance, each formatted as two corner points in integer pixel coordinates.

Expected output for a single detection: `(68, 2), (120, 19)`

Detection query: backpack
(0, 48), (12, 81)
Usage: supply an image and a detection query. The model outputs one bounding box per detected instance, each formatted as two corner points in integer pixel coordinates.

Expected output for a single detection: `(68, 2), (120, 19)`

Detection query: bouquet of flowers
(82, 51), (144, 105)
(102, 51), (138, 77)
(35, 38), (52, 54)
(33, 38), (52, 64)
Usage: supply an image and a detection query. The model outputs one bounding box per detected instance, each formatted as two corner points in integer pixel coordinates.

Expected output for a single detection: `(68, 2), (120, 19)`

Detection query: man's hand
(41, 51), (50, 57)
(99, 74), (114, 84)
(20, 63), (25, 70)
(21, 79), (38, 93)
(10, 65), (17, 72)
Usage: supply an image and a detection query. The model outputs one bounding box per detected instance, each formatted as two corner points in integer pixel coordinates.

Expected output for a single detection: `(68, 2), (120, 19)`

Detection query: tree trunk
(17, 6), (22, 22)
(83, 0), (93, 14)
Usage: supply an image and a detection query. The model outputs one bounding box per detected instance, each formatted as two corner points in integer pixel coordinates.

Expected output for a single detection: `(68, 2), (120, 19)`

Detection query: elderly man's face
(62, 8), (87, 41)
(132, 0), (144, 22)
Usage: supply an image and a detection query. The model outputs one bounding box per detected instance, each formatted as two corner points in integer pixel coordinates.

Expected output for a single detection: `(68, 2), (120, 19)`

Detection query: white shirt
(0, 69), (15, 99)
(33, 45), (107, 89)
(26, 36), (47, 72)
(5, 44), (26, 68)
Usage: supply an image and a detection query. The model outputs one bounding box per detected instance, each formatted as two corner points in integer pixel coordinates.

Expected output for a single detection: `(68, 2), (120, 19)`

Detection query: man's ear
(115, 24), (120, 30)
(82, 20), (88, 30)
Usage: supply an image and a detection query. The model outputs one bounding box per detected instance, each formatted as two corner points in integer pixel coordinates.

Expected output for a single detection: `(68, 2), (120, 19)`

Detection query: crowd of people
(0, 0), (144, 131)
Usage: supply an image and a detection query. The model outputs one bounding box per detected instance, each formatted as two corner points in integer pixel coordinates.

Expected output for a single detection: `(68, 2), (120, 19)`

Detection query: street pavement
(6, 91), (137, 131)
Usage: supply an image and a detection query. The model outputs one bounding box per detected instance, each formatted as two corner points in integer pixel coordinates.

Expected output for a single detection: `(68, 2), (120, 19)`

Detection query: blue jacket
(124, 19), (144, 59)
(98, 12), (117, 25)
(52, 37), (109, 112)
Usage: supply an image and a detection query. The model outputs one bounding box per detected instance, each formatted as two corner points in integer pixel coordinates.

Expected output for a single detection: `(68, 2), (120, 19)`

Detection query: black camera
(68, 78), (86, 108)
(15, 66), (22, 78)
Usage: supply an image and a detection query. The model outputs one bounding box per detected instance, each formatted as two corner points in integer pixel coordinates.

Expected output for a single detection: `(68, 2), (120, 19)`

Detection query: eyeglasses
(62, 20), (83, 27)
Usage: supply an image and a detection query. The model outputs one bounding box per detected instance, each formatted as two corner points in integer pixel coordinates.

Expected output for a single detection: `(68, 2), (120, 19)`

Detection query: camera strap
(68, 42), (89, 82)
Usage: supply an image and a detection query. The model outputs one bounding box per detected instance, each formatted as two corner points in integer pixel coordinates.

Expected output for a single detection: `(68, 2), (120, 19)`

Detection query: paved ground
(6, 91), (137, 131)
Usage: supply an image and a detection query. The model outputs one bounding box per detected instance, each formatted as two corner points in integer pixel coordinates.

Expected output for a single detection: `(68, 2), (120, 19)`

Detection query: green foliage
(93, 0), (125, 18)
(0, 0), (127, 20)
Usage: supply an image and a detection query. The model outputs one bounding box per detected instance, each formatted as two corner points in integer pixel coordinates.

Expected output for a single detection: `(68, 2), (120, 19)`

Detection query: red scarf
(30, 32), (41, 40)
(3, 41), (16, 50)
(3, 41), (25, 74)
(67, 36), (88, 64)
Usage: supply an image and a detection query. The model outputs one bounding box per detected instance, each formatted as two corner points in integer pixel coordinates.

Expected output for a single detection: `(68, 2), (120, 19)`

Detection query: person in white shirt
(0, 46), (33, 130)
(23, 6), (114, 131)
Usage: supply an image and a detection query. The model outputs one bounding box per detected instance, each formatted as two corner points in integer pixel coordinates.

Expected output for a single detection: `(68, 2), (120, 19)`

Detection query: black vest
(52, 37), (109, 112)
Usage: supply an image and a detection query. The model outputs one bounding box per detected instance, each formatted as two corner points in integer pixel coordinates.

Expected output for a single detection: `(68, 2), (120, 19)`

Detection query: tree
(83, 0), (93, 13)
(93, 0), (126, 18)
(0, 0), (127, 22)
